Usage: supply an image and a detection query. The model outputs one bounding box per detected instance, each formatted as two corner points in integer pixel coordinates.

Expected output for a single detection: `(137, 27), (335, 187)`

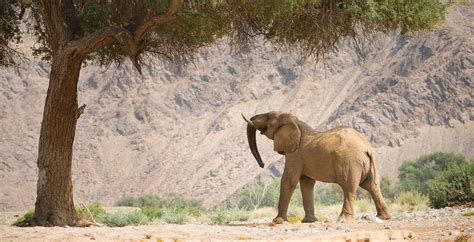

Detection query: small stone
(325, 225), (334, 232)
(448, 230), (460, 236)
(384, 225), (392, 230)
(372, 216), (384, 223)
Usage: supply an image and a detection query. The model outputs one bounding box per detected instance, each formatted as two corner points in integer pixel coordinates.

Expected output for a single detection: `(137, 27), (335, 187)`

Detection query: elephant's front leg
(300, 175), (316, 223)
(274, 161), (303, 224)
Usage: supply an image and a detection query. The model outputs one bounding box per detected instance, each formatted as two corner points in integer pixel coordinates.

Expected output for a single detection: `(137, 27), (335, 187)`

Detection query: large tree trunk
(34, 51), (83, 226)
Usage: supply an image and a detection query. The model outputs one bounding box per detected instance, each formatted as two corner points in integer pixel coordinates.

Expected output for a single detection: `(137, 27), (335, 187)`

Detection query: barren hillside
(0, 5), (472, 211)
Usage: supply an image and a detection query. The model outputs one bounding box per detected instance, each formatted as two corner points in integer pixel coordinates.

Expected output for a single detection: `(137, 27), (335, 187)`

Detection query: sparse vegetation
(210, 206), (251, 225)
(160, 208), (189, 224)
(114, 194), (203, 224)
(287, 216), (303, 223)
(100, 210), (149, 227)
(51, 152), (470, 227)
(393, 191), (430, 211)
(0, 219), (9, 225)
(13, 210), (35, 227)
(463, 211), (474, 217)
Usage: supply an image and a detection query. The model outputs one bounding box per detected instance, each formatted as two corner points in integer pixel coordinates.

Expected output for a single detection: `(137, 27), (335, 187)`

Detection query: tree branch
(132, 0), (181, 41)
(66, 0), (181, 73)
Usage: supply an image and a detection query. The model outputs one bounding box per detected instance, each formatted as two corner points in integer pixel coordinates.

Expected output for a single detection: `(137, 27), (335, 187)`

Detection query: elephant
(242, 111), (391, 223)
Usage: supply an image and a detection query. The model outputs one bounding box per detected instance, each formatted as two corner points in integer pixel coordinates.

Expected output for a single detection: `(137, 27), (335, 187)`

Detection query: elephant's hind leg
(300, 175), (316, 223)
(360, 178), (391, 220)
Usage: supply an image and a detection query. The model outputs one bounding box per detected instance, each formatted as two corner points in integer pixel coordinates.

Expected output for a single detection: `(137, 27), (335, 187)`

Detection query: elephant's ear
(273, 115), (301, 154)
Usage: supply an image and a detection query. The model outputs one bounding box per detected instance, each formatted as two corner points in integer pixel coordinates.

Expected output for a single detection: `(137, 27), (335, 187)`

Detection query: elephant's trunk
(242, 114), (265, 168)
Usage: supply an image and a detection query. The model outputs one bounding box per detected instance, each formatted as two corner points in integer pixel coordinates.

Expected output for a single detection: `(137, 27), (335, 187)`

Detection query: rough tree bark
(34, 50), (84, 226)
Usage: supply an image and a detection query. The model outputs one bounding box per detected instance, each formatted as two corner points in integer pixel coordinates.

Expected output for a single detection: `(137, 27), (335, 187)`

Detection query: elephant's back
(312, 126), (373, 159)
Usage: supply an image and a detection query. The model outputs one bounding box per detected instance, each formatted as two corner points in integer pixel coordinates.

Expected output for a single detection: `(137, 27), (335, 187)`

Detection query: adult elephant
(242, 111), (391, 223)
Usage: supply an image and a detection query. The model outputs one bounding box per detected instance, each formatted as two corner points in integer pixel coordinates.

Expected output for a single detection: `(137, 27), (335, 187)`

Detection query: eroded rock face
(0, 6), (472, 211)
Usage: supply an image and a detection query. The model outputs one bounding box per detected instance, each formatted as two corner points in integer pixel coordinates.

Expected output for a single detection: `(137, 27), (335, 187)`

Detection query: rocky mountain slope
(0, 5), (472, 211)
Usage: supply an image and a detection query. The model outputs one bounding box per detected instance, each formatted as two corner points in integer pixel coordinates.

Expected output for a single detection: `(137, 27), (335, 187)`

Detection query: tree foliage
(1, 0), (450, 68)
(398, 152), (471, 194)
(0, 0), (24, 66)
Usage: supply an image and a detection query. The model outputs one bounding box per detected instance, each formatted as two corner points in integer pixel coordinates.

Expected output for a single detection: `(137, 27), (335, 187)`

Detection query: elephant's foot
(272, 217), (287, 224)
(377, 211), (391, 220)
(301, 215), (316, 223)
(337, 214), (355, 223)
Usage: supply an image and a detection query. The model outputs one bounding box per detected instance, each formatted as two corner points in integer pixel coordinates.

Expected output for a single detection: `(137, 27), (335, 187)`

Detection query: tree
(398, 152), (470, 194)
(1, 0), (447, 226)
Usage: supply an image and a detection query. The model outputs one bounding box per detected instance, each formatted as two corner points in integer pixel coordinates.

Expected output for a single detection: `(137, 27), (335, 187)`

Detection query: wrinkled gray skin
(243, 111), (391, 223)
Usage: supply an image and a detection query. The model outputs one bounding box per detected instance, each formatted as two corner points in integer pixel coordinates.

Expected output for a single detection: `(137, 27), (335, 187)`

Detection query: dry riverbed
(1, 207), (473, 241)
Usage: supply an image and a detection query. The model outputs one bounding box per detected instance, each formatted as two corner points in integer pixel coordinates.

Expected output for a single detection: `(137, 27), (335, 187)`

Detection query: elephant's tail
(366, 151), (378, 185)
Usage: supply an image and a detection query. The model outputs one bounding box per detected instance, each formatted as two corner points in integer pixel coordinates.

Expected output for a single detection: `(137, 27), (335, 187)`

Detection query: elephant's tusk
(241, 113), (254, 127)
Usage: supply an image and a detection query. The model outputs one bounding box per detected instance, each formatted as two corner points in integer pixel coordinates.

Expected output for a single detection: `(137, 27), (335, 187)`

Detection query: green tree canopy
(398, 152), (471, 194)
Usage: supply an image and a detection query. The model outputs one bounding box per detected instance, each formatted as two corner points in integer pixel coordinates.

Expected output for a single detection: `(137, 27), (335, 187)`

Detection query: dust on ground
(1, 207), (472, 241)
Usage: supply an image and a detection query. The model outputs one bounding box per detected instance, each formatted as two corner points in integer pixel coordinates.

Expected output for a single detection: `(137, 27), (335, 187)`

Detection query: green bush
(13, 209), (35, 227)
(398, 152), (469, 194)
(100, 210), (149, 227)
(394, 191), (429, 211)
(141, 207), (164, 219)
(427, 162), (474, 208)
(210, 206), (250, 224)
(115, 194), (165, 207)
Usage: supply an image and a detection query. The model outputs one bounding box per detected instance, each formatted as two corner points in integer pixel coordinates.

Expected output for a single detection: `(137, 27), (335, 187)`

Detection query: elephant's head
(242, 112), (301, 168)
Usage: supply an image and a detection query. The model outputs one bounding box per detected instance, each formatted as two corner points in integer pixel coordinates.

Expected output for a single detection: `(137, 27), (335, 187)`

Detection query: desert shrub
(165, 193), (203, 210)
(238, 179), (281, 210)
(210, 206), (251, 224)
(427, 162), (474, 208)
(141, 207), (164, 219)
(101, 210), (149, 227)
(13, 209), (35, 227)
(115, 194), (165, 207)
(76, 202), (106, 221)
(160, 208), (188, 224)
(380, 176), (397, 202)
(115, 194), (203, 211)
(398, 152), (469, 194)
(355, 199), (373, 213)
(394, 191), (429, 211)
(315, 183), (344, 205)
(252, 207), (277, 218)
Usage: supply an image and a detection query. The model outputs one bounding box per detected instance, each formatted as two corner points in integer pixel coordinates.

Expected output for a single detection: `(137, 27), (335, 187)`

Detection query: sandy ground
(1, 207), (473, 241)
